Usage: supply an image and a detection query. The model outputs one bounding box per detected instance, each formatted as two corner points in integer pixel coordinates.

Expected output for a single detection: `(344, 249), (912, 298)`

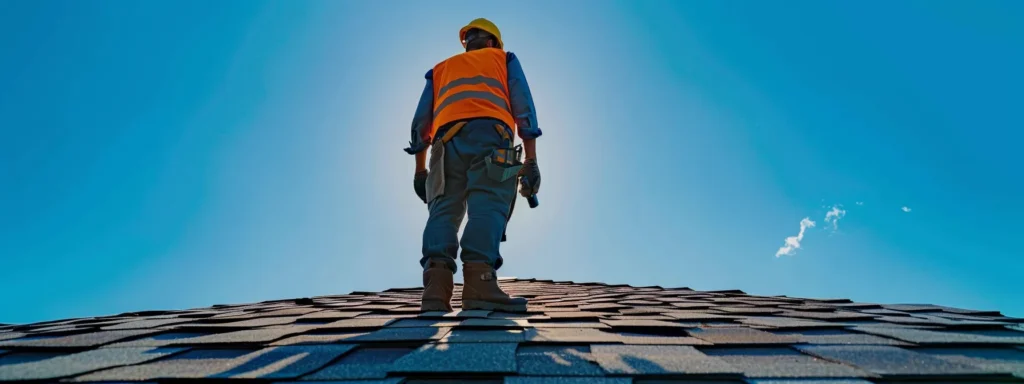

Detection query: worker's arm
(506, 52), (541, 160)
(407, 70), (434, 203)
(404, 70), (435, 168)
(415, 149), (427, 172)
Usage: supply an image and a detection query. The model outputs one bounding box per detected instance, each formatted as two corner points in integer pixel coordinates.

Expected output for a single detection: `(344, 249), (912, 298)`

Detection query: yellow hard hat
(459, 18), (503, 49)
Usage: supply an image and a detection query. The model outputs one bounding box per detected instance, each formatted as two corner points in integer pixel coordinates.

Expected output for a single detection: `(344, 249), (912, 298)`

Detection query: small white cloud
(856, 201), (864, 206)
(824, 205), (846, 231)
(902, 206), (912, 213)
(776, 217), (816, 257)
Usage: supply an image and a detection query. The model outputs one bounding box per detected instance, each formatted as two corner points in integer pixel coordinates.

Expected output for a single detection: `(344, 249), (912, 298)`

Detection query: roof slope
(1, 278), (1023, 383)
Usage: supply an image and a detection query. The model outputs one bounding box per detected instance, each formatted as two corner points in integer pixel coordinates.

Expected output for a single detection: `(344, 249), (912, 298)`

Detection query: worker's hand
(414, 170), (428, 203)
(519, 158), (540, 197)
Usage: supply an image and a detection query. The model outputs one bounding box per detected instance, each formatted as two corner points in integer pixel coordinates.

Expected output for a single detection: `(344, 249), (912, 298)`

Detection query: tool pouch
(425, 141), (446, 204)
(484, 124), (523, 183)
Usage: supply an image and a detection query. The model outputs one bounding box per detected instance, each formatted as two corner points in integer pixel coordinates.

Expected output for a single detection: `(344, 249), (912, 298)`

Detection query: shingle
(271, 331), (370, 345)
(606, 315), (679, 321)
(902, 314), (1010, 327)
(779, 305), (839, 312)
(747, 380), (874, 384)
(442, 329), (526, 343)
(320, 318), (396, 329)
(772, 330), (911, 346)
(631, 379), (747, 384)
(782, 311), (878, 321)
(668, 303), (715, 310)
(524, 328), (623, 343)
(734, 300), (798, 307)
(712, 307), (785, 315)
(664, 312), (738, 321)
(489, 313), (550, 320)
(296, 310), (370, 320)
(0, 333), (25, 342)
(73, 345), (354, 381)
(738, 317), (846, 330)
(28, 324), (91, 334)
(236, 307), (323, 317)
(357, 314), (418, 320)
(442, 310), (493, 318)
(515, 345), (605, 376)
(858, 308), (911, 316)
(578, 303), (630, 312)
(180, 316), (299, 328)
(171, 326), (318, 345)
(390, 342), (517, 373)
(917, 347), (1024, 377)
(618, 307), (679, 315)
(934, 306), (1006, 316)
(621, 300), (663, 306)
(701, 347), (876, 378)
(0, 351), (65, 365)
(600, 319), (691, 329)
(405, 378), (503, 384)
(543, 312), (606, 320)
(360, 305), (413, 311)
(526, 322), (610, 329)
(68, 348), (253, 380)
(0, 329), (158, 348)
(589, 345), (740, 375)
(101, 318), (194, 330)
(689, 327), (801, 345)
(505, 377), (631, 384)
(211, 345), (356, 379)
(615, 332), (711, 345)
(852, 327), (1024, 345)
(349, 327), (451, 342)
(882, 304), (945, 313)
(387, 319), (463, 328)
(105, 331), (211, 347)
(323, 301), (372, 308)
(459, 319), (529, 328)
(795, 345), (996, 377)
(302, 346), (415, 380)
(931, 312), (1016, 322)
(0, 346), (184, 381)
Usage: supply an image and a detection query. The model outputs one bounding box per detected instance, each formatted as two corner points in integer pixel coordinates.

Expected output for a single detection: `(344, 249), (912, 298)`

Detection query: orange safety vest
(430, 48), (516, 140)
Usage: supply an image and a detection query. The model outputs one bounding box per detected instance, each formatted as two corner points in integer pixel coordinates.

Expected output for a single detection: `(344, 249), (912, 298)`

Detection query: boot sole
(462, 299), (527, 313)
(420, 300), (453, 312)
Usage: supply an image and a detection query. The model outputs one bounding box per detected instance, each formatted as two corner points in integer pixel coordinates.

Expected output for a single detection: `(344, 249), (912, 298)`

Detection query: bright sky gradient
(2, 0), (1022, 324)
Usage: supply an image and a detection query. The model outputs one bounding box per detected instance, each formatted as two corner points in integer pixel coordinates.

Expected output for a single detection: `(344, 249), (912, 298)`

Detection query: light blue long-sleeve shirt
(404, 51), (542, 155)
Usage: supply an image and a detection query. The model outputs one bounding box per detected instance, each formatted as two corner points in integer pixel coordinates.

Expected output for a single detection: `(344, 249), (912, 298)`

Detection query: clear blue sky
(2, 0), (1022, 324)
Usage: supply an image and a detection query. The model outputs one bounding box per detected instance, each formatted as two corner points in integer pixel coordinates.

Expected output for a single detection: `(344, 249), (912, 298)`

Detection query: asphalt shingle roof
(0, 278), (1022, 383)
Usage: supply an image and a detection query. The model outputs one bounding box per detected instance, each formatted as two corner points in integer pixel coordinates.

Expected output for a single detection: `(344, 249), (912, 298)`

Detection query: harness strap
(439, 121), (468, 144)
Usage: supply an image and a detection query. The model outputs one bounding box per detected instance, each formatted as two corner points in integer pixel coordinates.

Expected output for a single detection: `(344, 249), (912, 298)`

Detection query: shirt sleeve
(506, 52), (542, 140)
(403, 69), (435, 155)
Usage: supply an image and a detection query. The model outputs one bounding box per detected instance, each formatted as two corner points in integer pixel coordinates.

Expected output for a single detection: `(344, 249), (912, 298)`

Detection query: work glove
(414, 170), (428, 203)
(518, 158), (541, 197)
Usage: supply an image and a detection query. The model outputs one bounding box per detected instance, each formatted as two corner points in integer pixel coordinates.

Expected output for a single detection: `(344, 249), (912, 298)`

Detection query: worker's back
(430, 47), (515, 142)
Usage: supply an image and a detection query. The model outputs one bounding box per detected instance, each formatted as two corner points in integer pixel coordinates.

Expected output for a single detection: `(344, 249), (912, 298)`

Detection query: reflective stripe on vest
(436, 75), (507, 100)
(430, 48), (516, 139)
(434, 89), (509, 119)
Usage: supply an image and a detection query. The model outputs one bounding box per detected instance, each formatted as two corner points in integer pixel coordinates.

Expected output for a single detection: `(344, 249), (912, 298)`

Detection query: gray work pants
(421, 118), (518, 273)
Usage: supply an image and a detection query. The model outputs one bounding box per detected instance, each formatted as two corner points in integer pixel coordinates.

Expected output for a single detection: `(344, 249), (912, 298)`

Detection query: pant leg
(420, 137), (470, 274)
(456, 120), (518, 271)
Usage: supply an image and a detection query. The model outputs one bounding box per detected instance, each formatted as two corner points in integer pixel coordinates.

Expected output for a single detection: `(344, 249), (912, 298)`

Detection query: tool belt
(426, 119), (524, 242)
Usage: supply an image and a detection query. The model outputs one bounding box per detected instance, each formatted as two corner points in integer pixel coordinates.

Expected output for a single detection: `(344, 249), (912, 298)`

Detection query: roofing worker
(404, 18), (542, 313)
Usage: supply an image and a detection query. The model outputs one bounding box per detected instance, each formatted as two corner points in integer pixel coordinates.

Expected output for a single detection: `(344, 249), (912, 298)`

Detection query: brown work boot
(461, 262), (528, 312)
(421, 260), (454, 312)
